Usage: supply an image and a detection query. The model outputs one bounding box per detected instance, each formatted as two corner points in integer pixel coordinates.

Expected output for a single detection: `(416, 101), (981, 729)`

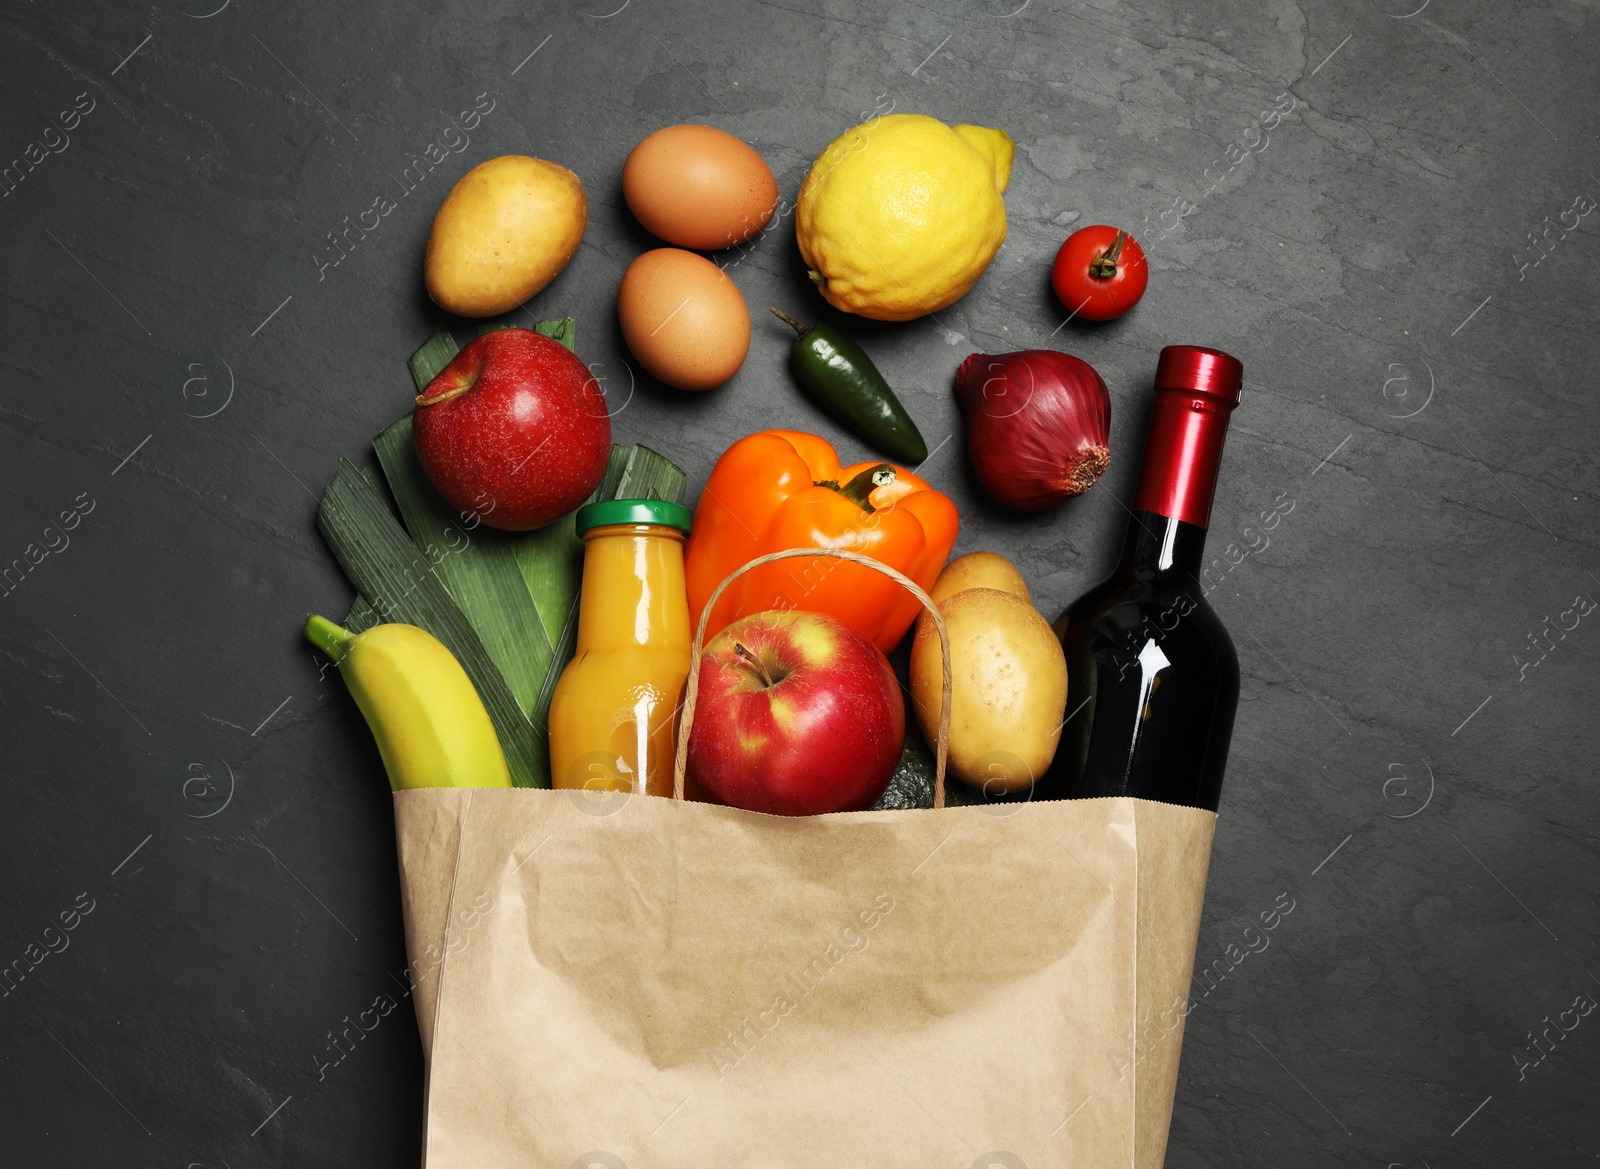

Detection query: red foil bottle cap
(1133, 345), (1244, 529)
(1153, 345), (1243, 404)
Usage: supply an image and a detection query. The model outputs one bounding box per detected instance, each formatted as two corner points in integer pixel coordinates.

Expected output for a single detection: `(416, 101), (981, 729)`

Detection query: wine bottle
(1036, 345), (1243, 810)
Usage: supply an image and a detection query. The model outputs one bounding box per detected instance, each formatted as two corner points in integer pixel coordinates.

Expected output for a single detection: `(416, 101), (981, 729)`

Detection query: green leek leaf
(343, 595), (380, 634)
(513, 512), (584, 652)
(372, 416), (555, 727)
(408, 327), (460, 393)
(596, 444), (634, 501)
(534, 317), (576, 351)
(315, 459), (545, 788)
(529, 593), (580, 741)
(358, 462), (401, 524)
(476, 318), (576, 353)
(614, 444), (688, 503)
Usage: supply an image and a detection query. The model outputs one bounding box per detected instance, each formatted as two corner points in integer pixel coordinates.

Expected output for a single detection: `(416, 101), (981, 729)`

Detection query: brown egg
(623, 124), (779, 250)
(617, 248), (751, 391)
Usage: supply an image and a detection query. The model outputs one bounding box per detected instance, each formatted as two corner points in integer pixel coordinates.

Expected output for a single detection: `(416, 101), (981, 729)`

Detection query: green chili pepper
(771, 308), (929, 464)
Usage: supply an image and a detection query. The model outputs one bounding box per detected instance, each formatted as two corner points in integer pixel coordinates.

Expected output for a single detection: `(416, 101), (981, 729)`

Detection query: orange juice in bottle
(549, 500), (693, 797)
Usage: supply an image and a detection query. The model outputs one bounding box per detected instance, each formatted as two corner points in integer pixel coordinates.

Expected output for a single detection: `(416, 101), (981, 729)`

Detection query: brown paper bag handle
(672, 547), (952, 810)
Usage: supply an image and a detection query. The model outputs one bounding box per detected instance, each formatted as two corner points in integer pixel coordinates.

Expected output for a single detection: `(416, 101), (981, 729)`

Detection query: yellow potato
(425, 155), (587, 317)
(929, 551), (1030, 606)
(910, 587), (1067, 793)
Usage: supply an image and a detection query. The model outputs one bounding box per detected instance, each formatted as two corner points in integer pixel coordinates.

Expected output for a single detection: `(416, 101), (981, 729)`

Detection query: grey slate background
(2, 0), (1596, 1164)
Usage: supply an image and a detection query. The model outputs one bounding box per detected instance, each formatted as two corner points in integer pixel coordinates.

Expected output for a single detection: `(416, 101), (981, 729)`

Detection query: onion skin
(954, 350), (1112, 511)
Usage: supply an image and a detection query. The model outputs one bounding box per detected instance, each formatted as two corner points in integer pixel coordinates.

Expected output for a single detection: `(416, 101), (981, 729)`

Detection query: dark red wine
(1036, 346), (1243, 810)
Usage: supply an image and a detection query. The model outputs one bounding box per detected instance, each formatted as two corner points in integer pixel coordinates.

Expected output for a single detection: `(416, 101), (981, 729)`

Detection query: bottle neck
(1121, 379), (1237, 584)
(577, 524), (690, 652)
(1117, 511), (1208, 583)
(1131, 384), (1236, 530)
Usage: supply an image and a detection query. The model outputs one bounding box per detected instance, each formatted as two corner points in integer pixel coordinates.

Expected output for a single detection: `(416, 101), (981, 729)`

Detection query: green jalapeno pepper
(771, 307), (929, 464)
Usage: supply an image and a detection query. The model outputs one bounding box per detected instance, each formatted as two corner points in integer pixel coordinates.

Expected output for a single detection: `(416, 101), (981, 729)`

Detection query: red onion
(954, 349), (1111, 510)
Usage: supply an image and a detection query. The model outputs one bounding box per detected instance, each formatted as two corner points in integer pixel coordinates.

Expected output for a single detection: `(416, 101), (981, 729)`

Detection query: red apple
(687, 609), (904, 815)
(412, 328), (610, 531)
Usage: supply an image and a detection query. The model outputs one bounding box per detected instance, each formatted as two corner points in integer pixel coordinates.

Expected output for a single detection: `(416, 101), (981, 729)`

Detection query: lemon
(796, 114), (1014, 321)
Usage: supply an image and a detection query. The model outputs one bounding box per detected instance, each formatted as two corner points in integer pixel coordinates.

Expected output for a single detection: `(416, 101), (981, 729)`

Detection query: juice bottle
(549, 499), (693, 797)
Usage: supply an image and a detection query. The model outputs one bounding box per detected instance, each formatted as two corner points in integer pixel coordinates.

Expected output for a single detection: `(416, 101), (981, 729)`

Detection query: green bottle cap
(575, 498), (693, 535)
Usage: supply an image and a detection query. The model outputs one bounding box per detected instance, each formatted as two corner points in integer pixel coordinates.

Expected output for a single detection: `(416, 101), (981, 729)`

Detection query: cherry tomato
(1051, 225), (1148, 322)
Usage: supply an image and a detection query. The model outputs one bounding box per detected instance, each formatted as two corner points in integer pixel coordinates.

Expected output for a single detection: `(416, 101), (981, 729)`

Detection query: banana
(305, 615), (511, 790)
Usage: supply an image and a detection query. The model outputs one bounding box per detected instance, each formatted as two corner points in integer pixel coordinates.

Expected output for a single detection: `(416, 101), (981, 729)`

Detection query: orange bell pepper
(685, 430), (960, 653)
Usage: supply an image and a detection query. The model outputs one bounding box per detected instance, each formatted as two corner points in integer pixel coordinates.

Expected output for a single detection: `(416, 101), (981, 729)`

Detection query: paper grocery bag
(393, 788), (1214, 1168)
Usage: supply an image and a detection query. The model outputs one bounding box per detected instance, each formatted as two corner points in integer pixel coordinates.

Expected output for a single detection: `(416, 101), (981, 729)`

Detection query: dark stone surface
(2, 1), (1595, 1165)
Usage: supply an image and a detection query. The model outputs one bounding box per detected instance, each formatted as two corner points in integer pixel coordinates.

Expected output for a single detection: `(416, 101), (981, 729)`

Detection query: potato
(929, 550), (1030, 606)
(425, 155), (588, 317)
(910, 587), (1067, 793)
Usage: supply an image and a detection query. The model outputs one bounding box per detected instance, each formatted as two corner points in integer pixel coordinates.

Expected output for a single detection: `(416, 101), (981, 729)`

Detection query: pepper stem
(822, 463), (897, 512)
(1089, 230), (1129, 280)
(733, 642), (776, 688)
(304, 614), (355, 662)
(769, 307), (812, 339)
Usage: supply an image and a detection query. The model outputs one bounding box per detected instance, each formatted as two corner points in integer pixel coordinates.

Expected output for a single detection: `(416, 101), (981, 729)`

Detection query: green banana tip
(304, 614), (355, 662)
